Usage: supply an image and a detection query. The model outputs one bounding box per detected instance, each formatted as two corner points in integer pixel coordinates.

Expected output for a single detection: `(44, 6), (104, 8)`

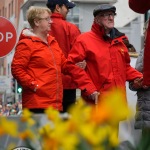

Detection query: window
(11, 0), (13, 15)
(2, 7), (4, 16)
(9, 3), (11, 18)
(5, 7), (7, 17)
(67, 4), (79, 27)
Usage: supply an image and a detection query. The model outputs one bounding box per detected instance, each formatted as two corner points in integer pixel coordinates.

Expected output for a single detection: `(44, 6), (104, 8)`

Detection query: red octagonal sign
(0, 17), (17, 57)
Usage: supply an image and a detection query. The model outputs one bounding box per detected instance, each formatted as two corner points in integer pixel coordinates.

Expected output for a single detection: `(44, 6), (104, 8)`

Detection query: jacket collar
(91, 23), (127, 43)
(51, 13), (66, 20)
(91, 22), (106, 39)
(19, 28), (55, 44)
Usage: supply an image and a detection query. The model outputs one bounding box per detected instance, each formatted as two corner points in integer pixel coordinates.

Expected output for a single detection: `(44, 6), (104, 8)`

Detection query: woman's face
(36, 11), (52, 34)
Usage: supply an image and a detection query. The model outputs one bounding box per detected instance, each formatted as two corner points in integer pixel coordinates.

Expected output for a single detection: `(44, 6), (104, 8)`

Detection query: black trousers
(29, 89), (76, 114)
(29, 108), (45, 114)
(61, 89), (76, 113)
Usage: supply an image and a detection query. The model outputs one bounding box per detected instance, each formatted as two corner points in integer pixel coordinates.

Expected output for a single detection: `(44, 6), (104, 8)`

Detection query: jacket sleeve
(135, 48), (144, 73)
(65, 40), (97, 96)
(129, 0), (150, 13)
(11, 41), (37, 91)
(124, 50), (143, 81)
(69, 24), (81, 49)
(60, 47), (67, 72)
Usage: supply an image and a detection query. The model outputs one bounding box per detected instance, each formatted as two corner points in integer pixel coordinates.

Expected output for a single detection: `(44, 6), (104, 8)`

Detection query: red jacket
(66, 23), (142, 101)
(129, 0), (150, 86)
(11, 29), (66, 110)
(129, 0), (150, 13)
(49, 13), (81, 89)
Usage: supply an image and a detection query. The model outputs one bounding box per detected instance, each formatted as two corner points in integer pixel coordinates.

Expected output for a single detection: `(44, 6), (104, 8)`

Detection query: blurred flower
(19, 129), (35, 140)
(0, 88), (136, 150)
(91, 88), (132, 125)
(21, 108), (35, 126)
(45, 107), (60, 122)
(0, 117), (18, 137)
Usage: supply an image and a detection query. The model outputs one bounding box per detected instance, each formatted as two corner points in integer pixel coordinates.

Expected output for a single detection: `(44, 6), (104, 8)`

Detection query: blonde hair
(26, 6), (51, 28)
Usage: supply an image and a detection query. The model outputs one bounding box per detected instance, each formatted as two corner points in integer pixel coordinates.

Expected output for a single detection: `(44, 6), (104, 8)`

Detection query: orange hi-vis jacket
(49, 13), (81, 89)
(11, 29), (66, 111)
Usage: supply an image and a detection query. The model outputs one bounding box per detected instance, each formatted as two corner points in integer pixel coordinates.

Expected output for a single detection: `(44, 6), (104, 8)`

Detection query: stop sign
(0, 17), (17, 57)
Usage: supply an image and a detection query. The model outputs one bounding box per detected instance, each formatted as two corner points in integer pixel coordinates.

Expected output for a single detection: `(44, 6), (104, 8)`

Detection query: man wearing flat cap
(46, 0), (81, 113)
(65, 4), (143, 104)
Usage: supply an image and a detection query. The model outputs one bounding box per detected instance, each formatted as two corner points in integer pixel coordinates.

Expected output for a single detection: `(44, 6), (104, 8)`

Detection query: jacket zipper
(48, 45), (59, 110)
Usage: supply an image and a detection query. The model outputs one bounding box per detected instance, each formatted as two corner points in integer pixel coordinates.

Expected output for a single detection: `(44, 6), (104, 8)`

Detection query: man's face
(95, 11), (116, 32)
(59, 4), (69, 19)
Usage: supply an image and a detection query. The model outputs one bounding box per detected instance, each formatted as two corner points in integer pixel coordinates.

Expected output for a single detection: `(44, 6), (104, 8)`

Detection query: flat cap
(93, 4), (116, 17)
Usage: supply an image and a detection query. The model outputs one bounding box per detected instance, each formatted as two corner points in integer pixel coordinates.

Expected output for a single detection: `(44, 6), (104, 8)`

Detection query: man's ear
(55, 4), (61, 12)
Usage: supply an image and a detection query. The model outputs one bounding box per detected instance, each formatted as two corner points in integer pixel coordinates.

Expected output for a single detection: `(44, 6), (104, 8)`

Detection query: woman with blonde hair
(11, 6), (66, 113)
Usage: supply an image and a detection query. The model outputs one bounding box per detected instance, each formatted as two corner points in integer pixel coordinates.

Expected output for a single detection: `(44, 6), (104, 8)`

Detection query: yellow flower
(0, 88), (134, 150)
(45, 107), (60, 122)
(91, 88), (132, 125)
(39, 108), (67, 149)
(108, 126), (119, 147)
(39, 123), (53, 138)
(69, 99), (92, 126)
(42, 138), (58, 150)
(0, 117), (18, 137)
(21, 109), (35, 126)
(39, 116), (79, 150)
(19, 129), (35, 140)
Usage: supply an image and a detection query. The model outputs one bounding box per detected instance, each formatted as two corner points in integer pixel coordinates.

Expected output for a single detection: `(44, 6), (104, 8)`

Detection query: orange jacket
(129, 0), (150, 85)
(11, 29), (66, 110)
(49, 13), (81, 89)
(66, 23), (143, 101)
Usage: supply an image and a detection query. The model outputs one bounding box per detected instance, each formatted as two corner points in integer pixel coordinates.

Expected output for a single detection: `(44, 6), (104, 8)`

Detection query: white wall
(79, 3), (95, 32)
(114, 0), (140, 27)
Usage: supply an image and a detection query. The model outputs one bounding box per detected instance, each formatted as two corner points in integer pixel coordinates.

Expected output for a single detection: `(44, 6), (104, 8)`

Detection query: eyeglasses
(99, 13), (117, 19)
(39, 17), (52, 22)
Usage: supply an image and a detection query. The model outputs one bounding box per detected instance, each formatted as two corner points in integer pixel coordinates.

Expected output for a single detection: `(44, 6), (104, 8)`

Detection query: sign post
(0, 17), (17, 57)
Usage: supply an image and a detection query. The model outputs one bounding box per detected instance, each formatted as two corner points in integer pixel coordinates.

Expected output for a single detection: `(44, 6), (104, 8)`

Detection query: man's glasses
(98, 13), (117, 19)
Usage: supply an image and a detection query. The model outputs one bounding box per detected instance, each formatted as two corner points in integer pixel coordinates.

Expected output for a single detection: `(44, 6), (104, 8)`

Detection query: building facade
(0, 0), (24, 104)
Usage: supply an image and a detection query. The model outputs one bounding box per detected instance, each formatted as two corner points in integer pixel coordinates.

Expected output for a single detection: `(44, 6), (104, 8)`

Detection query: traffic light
(17, 83), (22, 94)
(11, 78), (16, 93)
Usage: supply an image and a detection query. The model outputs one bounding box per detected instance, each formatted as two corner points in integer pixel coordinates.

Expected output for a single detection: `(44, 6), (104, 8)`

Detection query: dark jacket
(134, 49), (150, 129)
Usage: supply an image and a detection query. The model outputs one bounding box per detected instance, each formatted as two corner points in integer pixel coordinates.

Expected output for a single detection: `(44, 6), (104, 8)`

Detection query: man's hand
(76, 60), (86, 69)
(88, 91), (100, 104)
(143, 85), (149, 89)
(132, 77), (143, 89)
